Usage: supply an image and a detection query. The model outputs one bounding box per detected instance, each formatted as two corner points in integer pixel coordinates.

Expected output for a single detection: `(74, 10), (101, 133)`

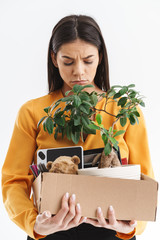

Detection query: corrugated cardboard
(33, 172), (158, 221)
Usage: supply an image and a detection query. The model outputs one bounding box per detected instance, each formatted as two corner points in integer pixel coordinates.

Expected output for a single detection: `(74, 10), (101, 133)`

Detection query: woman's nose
(72, 62), (85, 77)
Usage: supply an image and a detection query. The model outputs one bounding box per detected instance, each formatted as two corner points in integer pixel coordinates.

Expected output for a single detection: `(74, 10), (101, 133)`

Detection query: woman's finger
(129, 220), (137, 228)
(85, 207), (106, 227)
(62, 194), (76, 226)
(53, 192), (70, 224)
(78, 216), (87, 225)
(96, 207), (107, 227)
(36, 211), (51, 224)
(85, 218), (99, 226)
(70, 203), (84, 226)
(107, 206), (116, 226)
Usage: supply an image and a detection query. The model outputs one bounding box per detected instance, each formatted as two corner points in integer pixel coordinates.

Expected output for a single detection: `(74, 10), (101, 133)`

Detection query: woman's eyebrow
(83, 55), (94, 59)
(62, 56), (74, 60)
(62, 55), (94, 60)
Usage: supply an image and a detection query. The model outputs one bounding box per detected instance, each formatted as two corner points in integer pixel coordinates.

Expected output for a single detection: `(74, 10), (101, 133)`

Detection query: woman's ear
(51, 51), (58, 68)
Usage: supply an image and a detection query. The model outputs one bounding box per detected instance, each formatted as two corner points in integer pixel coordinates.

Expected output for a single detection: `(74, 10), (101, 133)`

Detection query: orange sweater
(1, 89), (154, 239)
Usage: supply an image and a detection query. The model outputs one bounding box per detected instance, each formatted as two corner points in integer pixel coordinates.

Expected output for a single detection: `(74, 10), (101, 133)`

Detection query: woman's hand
(86, 206), (137, 234)
(34, 193), (86, 236)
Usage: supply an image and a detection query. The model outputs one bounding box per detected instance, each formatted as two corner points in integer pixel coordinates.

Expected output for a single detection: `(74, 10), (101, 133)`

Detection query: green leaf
(73, 95), (81, 107)
(119, 87), (128, 95)
(63, 104), (73, 112)
(104, 142), (112, 156)
(118, 97), (127, 107)
(132, 111), (140, 117)
(65, 90), (72, 96)
(139, 100), (145, 107)
(55, 110), (64, 118)
(134, 115), (139, 124)
(53, 107), (61, 116)
(79, 84), (94, 91)
(79, 92), (90, 101)
(54, 127), (59, 139)
(51, 101), (61, 112)
(99, 93), (106, 98)
(113, 144), (119, 151)
(72, 84), (93, 94)
(111, 85), (122, 89)
(46, 117), (54, 134)
(118, 108), (127, 114)
(109, 126), (113, 134)
(61, 95), (73, 102)
(107, 89), (116, 98)
(113, 130), (125, 137)
(79, 104), (90, 114)
(37, 116), (47, 128)
(129, 114), (136, 125)
(44, 106), (51, 114)
(71, 131), (80, 144)
(72, 84), (82, 93)
(61, 128), (65, 139)
(130, 97), (137, 104)
(128, 84), (135, 88)
(54, 117), (65, 126)
(74, 116), (81, 126)
(120, 117), (127, 127)
(83, 127), (96, 135)
(43, 120), (47, 132)
(103, 128), (109, 137)
(89, 93), (98, 106)
(82, 118), (96, 134)
(101, 133), (108, 145)
(108, 136), (118, 145)
(129, 91), (137, 98)
(82, 100), (93, 107)
(81, 115), (91, 127)
(66, 125), (71, 140)
(125, 102), (132, 108)
(88, 124), (100, 130)
(98, 123), (104, 128)
(113, 92), (121, 99)
(96, 114), (102, 125)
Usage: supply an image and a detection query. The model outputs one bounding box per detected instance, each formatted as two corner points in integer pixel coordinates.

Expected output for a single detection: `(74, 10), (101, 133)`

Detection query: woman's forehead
(58, 39), (99, 58)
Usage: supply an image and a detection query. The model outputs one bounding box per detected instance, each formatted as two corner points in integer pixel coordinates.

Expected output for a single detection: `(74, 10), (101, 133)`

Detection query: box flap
(32, 173), (42, 212)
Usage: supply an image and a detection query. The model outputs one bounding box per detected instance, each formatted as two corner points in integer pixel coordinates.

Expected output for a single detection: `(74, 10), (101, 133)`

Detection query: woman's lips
(71, 80), (88, 85)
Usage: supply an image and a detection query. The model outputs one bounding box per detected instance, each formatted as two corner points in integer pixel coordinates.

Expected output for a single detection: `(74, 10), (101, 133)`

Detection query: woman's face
(51, 39), (101, 93)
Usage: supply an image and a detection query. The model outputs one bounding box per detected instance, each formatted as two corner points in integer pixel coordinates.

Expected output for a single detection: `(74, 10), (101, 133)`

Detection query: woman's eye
(64, 62), (73, 66)
(63, 61), (93, 66)
(84, 61), (93, 64)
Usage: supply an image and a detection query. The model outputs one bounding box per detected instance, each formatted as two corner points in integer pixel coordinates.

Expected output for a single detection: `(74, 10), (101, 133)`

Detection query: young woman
(2, 15), (154, 240)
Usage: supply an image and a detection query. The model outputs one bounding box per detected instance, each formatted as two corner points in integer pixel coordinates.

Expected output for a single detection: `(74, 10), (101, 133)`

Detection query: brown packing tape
(32, 172), (158, 221)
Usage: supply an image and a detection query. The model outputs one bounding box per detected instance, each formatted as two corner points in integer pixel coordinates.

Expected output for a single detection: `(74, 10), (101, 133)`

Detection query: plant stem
(94, 107), (117, 118)
(111, 118), (120, 132)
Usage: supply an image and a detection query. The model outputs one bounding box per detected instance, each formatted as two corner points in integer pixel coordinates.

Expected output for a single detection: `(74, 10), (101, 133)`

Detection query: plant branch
(111, 118), (121, 131)
(94, 107), (117, 118)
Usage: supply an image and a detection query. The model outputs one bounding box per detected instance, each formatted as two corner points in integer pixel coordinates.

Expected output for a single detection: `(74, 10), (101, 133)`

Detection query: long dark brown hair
(48, 15), (110, 93)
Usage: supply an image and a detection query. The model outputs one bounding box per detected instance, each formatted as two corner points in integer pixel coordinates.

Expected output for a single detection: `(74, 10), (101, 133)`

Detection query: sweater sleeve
(1, 101), (45, 239)
(124, 106), (154, 177)
(116, 107), (154, 239)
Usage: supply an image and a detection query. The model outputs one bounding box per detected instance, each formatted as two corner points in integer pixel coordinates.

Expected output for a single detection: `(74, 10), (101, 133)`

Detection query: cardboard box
(33, 172), (158, 221)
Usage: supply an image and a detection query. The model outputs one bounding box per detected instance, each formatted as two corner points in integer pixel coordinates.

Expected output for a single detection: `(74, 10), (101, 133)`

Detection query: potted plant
(38, 84), (145, 161)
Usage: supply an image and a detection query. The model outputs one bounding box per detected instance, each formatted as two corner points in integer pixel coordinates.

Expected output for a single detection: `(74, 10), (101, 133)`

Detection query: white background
(0, 0), (160, 239)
